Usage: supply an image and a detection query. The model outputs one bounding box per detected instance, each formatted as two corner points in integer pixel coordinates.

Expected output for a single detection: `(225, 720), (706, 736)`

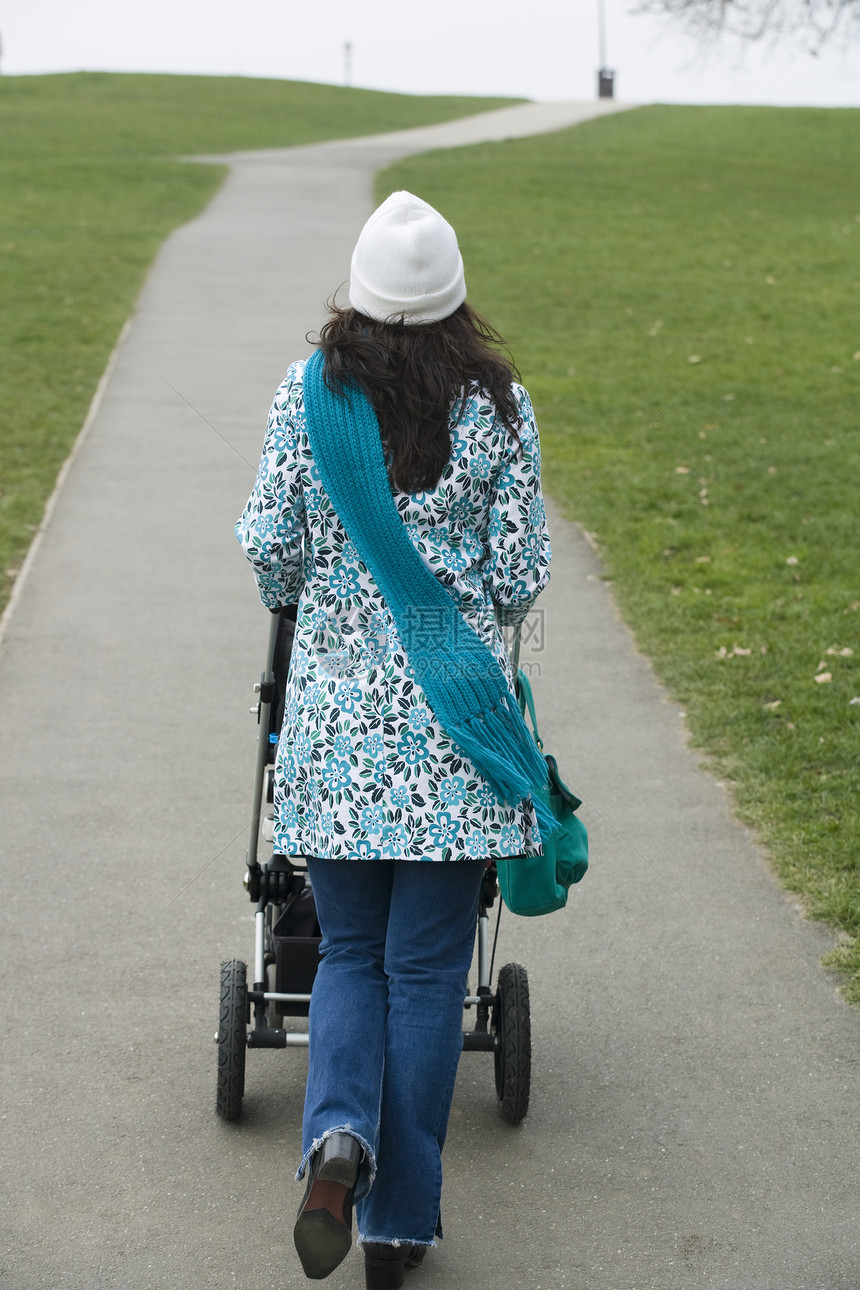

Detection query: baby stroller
(216, 606), (532, 1126)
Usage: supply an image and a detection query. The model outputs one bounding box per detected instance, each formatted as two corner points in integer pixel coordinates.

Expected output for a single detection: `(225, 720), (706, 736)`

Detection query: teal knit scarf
(302, 348), (553, 833)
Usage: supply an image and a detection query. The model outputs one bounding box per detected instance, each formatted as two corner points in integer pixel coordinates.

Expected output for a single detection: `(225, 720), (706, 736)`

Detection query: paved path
(1, 101), (857, 1290)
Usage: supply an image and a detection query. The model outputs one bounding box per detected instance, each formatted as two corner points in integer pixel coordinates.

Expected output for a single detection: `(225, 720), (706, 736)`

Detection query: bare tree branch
(636, 0), (860, 52)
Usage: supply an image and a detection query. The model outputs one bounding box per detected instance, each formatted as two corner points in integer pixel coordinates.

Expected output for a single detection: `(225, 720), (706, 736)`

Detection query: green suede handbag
(497, 670), (589, 916)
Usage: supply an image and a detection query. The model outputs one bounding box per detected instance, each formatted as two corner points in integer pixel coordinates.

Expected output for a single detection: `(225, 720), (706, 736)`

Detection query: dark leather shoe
(293, 1133), (363, 1279)
(363, 1242), (427, 1290)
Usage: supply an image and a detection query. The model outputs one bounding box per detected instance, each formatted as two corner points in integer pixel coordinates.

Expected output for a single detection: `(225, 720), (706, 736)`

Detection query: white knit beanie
(348, 190), (467, 325)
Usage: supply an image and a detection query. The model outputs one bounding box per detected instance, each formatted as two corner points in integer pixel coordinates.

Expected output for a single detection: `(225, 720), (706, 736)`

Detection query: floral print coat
(236, 359), (551, 861)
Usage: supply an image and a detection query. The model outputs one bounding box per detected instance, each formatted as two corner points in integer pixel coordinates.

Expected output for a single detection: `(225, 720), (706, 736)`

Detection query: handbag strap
(516, 670), (543, 751)
(518, 673), (583, 811)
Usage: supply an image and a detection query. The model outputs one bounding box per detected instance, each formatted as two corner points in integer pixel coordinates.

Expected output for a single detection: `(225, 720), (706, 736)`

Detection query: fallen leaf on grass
(850, 697), (860, 706)
(716, 644), (752, 659)
(764, 699), (782, 709)
(695, 556), (711, 563)
(814, 672), (833, 684)
(786, 556), (799, 566)
(675, 465), (690, 474)
(688, 355), (701, 364)
(826, 646), (854, 657)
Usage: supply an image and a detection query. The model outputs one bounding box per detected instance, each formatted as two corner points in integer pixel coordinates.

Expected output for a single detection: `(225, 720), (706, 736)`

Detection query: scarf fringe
(446, 700), (551, 818)
(531, 795), (556, 839)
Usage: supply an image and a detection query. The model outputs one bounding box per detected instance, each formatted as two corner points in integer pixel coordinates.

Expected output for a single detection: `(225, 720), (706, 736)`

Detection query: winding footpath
(0, 100), (856, 1290)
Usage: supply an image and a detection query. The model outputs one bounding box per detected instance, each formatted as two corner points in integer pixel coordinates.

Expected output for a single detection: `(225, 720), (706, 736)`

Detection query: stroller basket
(272, 877), (321, 1017)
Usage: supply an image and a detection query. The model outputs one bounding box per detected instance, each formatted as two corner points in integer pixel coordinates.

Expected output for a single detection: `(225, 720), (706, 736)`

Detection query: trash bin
(598, 68), (615, 99)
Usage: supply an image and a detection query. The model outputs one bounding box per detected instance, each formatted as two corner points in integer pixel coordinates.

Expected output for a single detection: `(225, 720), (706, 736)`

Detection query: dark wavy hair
(313, 302), (521, 494)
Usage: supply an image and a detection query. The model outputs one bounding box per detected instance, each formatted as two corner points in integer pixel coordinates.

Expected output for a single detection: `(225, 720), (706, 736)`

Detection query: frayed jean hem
(295, 1126), (377, 1203)
(357, 1236), (437, 1249)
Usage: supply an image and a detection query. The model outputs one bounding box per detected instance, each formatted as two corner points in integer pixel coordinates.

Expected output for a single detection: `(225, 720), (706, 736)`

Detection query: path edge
(0, 317), (134, 650)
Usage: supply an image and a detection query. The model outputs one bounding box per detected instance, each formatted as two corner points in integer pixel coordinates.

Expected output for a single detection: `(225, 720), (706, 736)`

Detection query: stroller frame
(217, 608), (531, 1124)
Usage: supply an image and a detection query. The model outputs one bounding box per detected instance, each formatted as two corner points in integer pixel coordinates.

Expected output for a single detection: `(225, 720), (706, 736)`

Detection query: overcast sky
(1, 0), (857, 107)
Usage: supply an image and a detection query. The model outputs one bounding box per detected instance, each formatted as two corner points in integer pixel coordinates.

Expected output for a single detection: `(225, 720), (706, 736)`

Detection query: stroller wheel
(493, 962), (531, 1124)
(217, 959), (248, 1121)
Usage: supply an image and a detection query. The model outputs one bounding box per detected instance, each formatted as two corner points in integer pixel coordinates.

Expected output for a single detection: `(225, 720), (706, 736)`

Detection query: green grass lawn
(0, 72), (520, 612)
(4, 87), (858, 1000)
(380, 105), (860, 1000)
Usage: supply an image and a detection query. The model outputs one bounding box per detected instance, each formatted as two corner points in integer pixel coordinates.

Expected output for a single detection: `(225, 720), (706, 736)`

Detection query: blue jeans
(299, 857), (485, 1246)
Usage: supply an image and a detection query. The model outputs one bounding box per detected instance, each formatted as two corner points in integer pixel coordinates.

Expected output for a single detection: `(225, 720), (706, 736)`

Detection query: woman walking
(236, 191), (551, 1288)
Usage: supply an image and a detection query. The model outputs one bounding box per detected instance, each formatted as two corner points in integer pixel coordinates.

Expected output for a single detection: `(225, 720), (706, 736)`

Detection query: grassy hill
(381, 105), (860, 998)
(3, 84), (857, 999)
(0, 72), (521, 613)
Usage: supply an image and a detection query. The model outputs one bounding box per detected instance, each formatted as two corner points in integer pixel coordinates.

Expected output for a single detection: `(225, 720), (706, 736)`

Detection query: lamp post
(597, 0), (615, 98)
(344, 41), (352, 88)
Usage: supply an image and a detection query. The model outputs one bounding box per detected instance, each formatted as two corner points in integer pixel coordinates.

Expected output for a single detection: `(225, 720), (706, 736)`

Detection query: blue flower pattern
(236, 360), (550, 860)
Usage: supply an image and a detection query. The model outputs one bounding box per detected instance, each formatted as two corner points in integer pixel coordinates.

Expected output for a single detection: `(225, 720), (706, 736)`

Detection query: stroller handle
(247, 609), (282, 872)
(509, 619), (522, 673)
